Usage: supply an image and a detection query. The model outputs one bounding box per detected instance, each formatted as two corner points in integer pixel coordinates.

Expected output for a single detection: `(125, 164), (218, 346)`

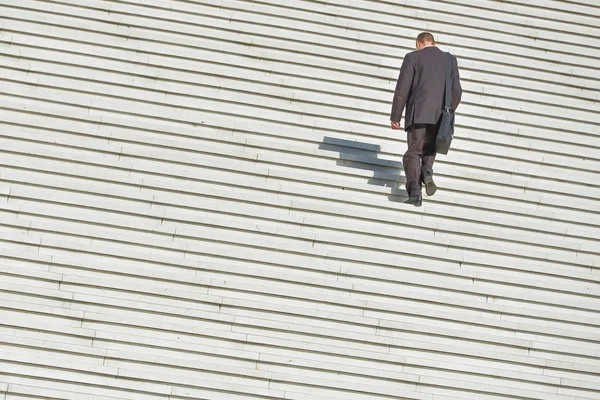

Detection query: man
(391, 32), (462, 207)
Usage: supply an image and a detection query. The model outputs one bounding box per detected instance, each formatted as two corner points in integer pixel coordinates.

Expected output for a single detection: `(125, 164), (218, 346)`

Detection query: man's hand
(391, 121), (402, 130)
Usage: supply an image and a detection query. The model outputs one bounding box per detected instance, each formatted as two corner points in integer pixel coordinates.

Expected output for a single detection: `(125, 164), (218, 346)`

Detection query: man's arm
(451, 55), (462, 111)
(390, 54), (414, 126)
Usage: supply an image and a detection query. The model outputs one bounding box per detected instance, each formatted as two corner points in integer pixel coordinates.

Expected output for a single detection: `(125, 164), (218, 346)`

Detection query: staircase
(0, 0), (599, 399)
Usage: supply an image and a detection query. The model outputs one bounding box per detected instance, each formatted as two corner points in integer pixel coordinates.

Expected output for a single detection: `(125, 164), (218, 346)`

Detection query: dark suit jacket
(390, 46), (462, 131)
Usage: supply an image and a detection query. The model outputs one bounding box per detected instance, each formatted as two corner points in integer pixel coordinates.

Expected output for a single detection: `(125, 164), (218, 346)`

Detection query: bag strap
(444, 52), (452, 112)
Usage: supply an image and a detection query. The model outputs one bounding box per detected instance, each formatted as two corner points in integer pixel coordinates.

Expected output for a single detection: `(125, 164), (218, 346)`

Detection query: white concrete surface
(0, 0), (599, 399)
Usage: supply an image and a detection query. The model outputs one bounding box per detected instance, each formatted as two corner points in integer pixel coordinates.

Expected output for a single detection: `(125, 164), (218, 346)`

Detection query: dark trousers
(403, 124), (437, 197)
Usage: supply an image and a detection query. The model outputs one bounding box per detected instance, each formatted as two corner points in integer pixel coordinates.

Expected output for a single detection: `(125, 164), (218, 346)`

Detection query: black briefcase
(436, 53), (454, 155)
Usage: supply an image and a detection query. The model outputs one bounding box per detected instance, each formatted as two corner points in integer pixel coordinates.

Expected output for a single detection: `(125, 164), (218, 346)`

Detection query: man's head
(416, 32), (435, 50)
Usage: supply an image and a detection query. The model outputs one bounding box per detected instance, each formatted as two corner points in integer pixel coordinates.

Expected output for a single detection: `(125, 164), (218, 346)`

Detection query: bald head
(416, 32), (435, 50)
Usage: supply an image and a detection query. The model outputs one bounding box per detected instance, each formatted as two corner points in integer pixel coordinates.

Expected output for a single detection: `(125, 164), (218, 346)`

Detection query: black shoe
(423, 172), (437, 197)
(404, 195), (422, 207)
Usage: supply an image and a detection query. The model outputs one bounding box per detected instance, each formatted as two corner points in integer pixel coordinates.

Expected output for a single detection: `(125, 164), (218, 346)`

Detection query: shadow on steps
(319, 136), (407, 202)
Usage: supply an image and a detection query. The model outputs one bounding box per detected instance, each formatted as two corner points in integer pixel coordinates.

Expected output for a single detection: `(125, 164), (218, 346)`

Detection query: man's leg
(422, 124), (438, 196)
(403, 124), (426, 198)
(421, 124), (437, 176)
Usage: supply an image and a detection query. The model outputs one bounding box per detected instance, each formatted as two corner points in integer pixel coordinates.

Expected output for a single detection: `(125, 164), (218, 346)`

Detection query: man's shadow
(319, 137), (407, 202)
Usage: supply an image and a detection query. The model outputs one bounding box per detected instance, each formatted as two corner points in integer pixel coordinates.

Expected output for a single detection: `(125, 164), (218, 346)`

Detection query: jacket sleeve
(451, 55), (462, 111)
(390, 53), (414, 122)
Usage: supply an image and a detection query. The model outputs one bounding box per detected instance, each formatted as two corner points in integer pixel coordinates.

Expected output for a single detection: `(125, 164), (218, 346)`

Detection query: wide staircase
(0, 0), (599, 399)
